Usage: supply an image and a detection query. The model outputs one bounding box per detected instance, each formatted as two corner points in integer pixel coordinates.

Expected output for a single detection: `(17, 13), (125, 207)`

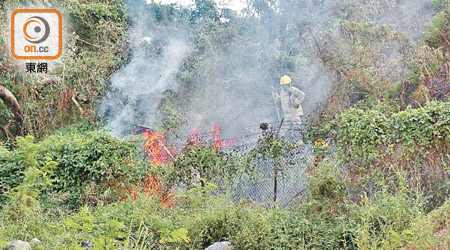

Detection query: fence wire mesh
(205, 120), (314, 208)
(135, 119), (315, 208)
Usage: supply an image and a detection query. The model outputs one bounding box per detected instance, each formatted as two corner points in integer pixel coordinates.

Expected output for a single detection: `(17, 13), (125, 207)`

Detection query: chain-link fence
(229, 144), (313, 207)
(211, 120), (314, 208)
(136, 119), (314, 208)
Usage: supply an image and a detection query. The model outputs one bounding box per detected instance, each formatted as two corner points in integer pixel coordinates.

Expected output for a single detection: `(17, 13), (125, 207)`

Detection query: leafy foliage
(0, 128), (147, 208)
(333, 101), (450, 164)
(2, 0), (450, 249)
(166, 144), (249, 189)
(355, 184), (423, 250)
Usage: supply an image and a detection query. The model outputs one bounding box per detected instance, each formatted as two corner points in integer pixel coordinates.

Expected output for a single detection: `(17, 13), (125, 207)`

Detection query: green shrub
(0, 128), (147, 208)
(424, 7), (450, 48)
(400, 199), (450, 249)
(355, 185), (423, 250)
(309, 159), (347, 202)
(162, 143), (251, 189)
(334, 101), (450, 164)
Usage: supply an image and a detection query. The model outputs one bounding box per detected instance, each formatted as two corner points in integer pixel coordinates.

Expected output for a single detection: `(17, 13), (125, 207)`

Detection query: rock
(8, 240), (31, 250)
(30, 238), (41, 245)
(205, 241), (233, 250)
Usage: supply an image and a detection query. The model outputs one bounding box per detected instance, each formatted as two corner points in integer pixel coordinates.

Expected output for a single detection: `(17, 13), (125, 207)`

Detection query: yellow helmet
(280, 75), (292, 85)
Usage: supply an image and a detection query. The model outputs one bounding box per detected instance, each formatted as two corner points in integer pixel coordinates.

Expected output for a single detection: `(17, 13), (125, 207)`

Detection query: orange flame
(142, 171), (175, 208)
(134, 129), (175, 207)
(186, 129), (204, 148)
(126, 125), (231, 207)
(210, 125), (233, 150)
(142, 130), (170, 167)
(185, 125), (233, 150)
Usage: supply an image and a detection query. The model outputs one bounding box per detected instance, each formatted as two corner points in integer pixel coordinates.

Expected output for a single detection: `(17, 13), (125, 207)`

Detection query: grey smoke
(99, 3), (192, 136)
(99, 0), (435, 140)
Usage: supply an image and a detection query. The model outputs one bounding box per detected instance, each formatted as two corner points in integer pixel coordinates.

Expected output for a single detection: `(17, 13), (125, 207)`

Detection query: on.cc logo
(23, 16), (50, 44)
(11, 9), (62, 60)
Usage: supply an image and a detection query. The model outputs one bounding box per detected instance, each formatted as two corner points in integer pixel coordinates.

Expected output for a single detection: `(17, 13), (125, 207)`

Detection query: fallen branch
(440, 31), (450, 47)
(71, 90), (84, 114)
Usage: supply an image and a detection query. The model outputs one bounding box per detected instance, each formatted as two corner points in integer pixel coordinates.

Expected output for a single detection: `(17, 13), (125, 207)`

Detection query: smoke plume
(99, 0), (434, 140)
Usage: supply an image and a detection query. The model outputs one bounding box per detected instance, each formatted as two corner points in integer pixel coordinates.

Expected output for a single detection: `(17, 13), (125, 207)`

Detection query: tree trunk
(0, 85), (23, 121)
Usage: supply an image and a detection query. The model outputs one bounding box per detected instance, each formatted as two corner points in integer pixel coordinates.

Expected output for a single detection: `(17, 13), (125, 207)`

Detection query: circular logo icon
(23, 16), (50, 44)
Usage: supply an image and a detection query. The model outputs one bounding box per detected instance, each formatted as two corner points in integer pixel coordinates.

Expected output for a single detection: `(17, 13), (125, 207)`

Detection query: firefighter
(272, 75), (305, 126)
